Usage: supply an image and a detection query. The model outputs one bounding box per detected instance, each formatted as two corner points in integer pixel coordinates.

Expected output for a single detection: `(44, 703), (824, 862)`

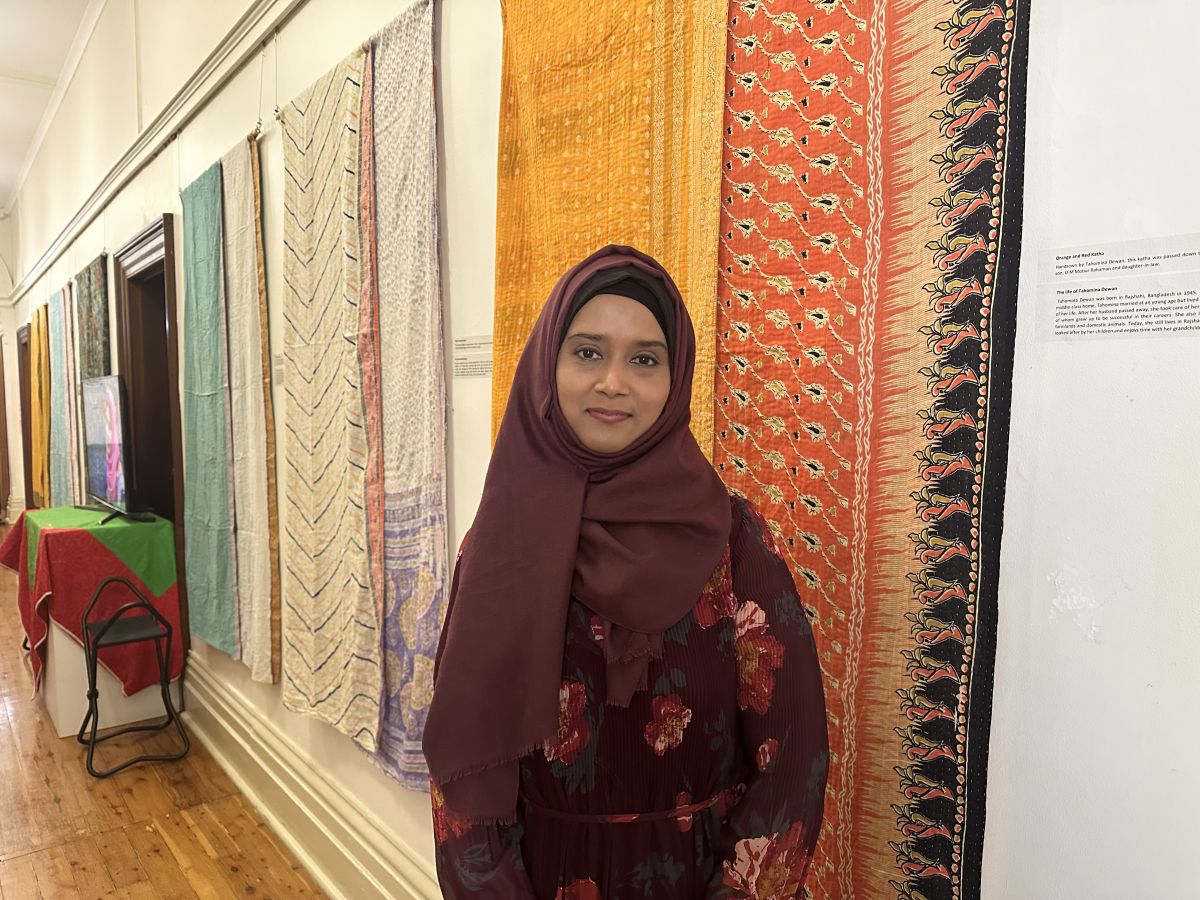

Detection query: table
(0, 507), (184, 697)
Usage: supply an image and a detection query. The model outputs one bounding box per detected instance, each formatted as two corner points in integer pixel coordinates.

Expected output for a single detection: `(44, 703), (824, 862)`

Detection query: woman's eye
(576, 347), (601, 361)
(633, 354), (659, 367)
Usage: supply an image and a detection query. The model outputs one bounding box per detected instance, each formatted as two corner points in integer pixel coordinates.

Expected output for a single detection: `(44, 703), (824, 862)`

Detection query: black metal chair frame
(75, 575), (189, 777)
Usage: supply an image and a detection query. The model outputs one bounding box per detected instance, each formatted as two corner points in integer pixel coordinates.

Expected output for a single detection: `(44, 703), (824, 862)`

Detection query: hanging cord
(273, 29), (281, 122)
(253, 39), (266, 139)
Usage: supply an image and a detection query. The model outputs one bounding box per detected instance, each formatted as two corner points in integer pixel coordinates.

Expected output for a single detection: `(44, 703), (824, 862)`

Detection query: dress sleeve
(707, 497), (830, 898)
(430, 532), (538, 898)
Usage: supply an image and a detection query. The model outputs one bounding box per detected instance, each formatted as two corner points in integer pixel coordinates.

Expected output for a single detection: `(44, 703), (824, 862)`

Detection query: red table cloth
(0, 508), (184, 696)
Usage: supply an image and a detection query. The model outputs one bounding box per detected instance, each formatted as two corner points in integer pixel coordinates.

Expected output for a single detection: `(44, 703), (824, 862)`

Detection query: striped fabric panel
(357, 41), (387, 626)
(221, 136), (275, 684)
(247, 138), (283, 684)
(279, 49), (382, 753)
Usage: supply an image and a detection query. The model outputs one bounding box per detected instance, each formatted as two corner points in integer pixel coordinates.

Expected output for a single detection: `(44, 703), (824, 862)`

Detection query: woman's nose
(594, 362), (628, 396)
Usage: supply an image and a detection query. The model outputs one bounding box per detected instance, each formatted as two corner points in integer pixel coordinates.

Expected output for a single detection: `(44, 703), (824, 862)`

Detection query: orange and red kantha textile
(713, 2), (1028, 898)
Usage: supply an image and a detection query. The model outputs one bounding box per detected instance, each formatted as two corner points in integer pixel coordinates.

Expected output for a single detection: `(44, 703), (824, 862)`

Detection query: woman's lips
(586, 408), (632, 425)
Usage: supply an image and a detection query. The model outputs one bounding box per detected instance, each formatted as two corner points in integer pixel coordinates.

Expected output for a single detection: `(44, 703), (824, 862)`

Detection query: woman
(424, 246), (828, 898)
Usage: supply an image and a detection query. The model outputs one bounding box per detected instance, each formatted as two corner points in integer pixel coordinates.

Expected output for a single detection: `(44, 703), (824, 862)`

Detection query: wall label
(1040, 234), (1200, 341)
(453, 334), (493, 378)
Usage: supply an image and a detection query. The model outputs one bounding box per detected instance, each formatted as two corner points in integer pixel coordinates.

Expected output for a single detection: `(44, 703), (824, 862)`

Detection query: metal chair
(75, 576), (189, 777)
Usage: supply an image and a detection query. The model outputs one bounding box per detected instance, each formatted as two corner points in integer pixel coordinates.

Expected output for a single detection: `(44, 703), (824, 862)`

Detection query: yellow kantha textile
(29, 305), (51, 507)
(491, 0), (727, 453)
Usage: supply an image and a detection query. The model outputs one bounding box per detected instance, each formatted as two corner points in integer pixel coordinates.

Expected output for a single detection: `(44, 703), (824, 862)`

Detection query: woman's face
(555, 293), (671, 454)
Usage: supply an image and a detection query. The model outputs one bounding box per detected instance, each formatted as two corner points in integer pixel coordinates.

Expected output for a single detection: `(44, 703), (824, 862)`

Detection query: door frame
(0, 344), (11, 520)
(113, 214), (189, 653)
(16, 325), (31, 511)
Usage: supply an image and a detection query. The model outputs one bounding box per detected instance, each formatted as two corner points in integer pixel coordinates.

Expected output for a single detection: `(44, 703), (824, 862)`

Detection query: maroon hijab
(423, 245), (730, 822)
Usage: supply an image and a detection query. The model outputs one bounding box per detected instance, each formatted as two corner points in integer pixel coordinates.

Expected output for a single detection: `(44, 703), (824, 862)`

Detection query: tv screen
(82, 375), (131, 511)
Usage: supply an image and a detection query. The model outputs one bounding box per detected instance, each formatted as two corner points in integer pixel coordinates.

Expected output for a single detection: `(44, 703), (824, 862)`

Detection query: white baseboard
(183, 653), (440, 900)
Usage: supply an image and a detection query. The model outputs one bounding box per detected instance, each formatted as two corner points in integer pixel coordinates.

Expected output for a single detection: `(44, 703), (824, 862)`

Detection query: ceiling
(0, 0), (94, 214)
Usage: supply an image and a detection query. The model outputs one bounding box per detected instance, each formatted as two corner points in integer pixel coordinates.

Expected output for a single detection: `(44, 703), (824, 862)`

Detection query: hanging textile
(220, 136), (279, 684)
(28, 305), (51, 507)
(181, 163), (240, 656)
(47, 290), (73, 507)
(712, 2), (1030, 898)
(62, 283), (84, 505)
(248, 140), (281, 682)
(74, 255), (110, 379)
(358, 37), (386, 640)
(279, 49), (382, 753)
(364, 0), (448, 788)
(489, 0), (727, 452)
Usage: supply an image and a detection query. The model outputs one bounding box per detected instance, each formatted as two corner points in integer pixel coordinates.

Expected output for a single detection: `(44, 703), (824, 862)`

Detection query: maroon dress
(433, 495), (828, 898)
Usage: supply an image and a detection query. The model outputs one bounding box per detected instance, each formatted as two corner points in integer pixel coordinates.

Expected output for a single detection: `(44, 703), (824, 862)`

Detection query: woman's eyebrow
(564, 332), (666, 351)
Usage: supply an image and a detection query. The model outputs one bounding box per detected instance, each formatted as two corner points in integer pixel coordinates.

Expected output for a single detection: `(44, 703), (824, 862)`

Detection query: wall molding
(184, 653), (439, 900)
(5, 0), (307, 308)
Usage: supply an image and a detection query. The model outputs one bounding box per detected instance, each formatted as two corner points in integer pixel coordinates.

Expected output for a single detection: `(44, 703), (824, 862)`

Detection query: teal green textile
(47, 290), (72, 507)
(181, 163), (239, 655)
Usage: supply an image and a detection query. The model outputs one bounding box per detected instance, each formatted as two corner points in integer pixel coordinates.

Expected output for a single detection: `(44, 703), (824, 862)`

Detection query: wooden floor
(0, 553), (327, 898)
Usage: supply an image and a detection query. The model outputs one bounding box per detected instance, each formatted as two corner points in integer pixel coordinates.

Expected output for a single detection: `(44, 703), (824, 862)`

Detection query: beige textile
(221, 137), (277, 684)
(279, 50), (382, 752)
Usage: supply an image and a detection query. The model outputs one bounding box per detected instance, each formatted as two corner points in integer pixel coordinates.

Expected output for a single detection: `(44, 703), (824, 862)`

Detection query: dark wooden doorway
(16, 325), (31, 511)
(113, 214), (189, 651)
(0, 345), (11, 521)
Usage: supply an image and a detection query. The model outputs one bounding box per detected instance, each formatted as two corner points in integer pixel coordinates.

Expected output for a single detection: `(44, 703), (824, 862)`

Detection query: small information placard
(453, 334), (493, 378)
(1040, 234), (1200, 341)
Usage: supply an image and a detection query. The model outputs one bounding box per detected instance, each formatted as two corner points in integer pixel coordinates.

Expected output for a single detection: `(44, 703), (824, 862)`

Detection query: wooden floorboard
(0, 528), (327, 899)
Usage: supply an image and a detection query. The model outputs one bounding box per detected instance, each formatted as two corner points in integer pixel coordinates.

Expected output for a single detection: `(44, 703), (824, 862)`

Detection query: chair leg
(78, 633), (190, 778)
(157, 632), (190, 759)
(80, 640), (104, 778)
(75, 637), (98, 746)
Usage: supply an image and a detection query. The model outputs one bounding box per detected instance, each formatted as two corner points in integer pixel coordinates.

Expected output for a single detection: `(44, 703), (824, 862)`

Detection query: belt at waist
(523, 786), (741, 825)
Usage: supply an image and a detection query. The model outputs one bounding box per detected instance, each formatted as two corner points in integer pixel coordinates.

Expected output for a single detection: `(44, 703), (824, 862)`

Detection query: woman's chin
(578, 428), (638, 455)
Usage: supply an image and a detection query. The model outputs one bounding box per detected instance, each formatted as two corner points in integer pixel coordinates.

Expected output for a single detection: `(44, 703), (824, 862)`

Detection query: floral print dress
(433, 495), (829, 898)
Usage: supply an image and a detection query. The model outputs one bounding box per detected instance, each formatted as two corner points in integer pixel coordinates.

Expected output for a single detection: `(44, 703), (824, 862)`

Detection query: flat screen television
(81, 375), (135, 517)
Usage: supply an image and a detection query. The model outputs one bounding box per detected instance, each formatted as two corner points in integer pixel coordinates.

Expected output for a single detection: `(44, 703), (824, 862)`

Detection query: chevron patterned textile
(279, 49), (382, 753)
(182, 162), (241, 657)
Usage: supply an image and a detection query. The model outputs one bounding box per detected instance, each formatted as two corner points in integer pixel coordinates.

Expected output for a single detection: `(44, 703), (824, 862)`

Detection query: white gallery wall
(983, 1), (1200, 897)
(0, 0), (1196, 897)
